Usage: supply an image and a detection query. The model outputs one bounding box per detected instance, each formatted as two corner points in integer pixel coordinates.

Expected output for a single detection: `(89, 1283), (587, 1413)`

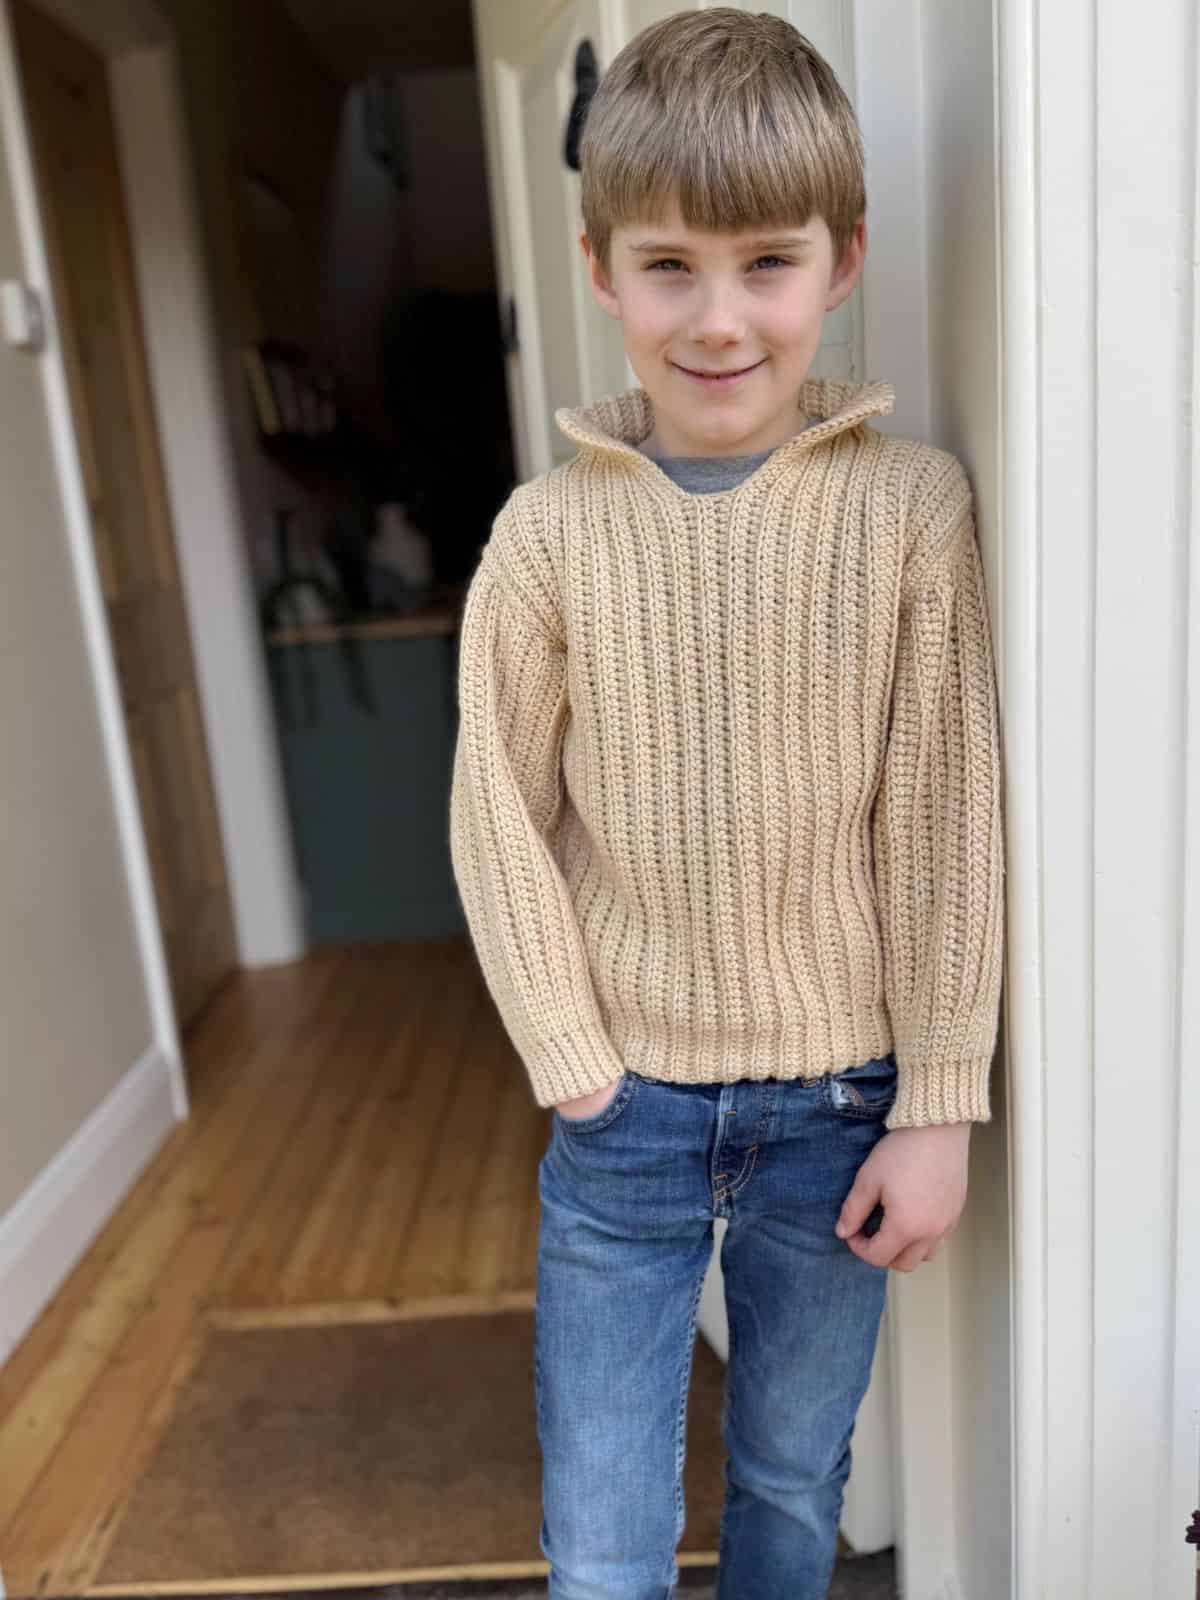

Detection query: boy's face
(580, 196), (866, 458)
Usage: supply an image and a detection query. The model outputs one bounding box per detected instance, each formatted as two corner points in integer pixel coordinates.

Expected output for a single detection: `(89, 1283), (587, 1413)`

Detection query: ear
(826, 214), (867, 311)
(580, 230), (621, 318)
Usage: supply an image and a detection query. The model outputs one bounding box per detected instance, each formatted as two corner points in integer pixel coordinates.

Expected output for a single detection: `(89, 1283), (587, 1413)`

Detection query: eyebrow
(628, 234), (813, 254)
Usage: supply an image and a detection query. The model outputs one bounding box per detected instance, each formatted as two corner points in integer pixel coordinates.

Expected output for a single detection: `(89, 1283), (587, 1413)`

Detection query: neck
(644, 415), (810, 458)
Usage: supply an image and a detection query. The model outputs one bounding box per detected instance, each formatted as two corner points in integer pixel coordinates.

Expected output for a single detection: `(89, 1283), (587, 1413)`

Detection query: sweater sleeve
(872, 457), (1006, 1129)
(448, 524), (627, 1111)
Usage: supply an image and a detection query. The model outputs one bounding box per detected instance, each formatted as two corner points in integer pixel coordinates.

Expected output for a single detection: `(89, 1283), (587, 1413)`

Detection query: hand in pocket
(556, 1075), (625, 1120)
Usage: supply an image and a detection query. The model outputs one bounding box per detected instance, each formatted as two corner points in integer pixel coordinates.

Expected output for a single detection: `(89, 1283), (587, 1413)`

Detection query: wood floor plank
(509, 1083), (551, 1291)
(210, 947), (415, 1307)
(339, 948), (487, 1299)
(391, 1001), (521, 1298)
(181, 944), (347, 1109)
(459, 1036), (550, 1295)
(273, 942), (461, 1305)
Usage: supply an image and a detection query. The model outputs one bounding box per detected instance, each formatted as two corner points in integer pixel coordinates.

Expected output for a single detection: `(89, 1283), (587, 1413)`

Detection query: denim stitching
(726, 1144), (759, 1198)
(674, 1263), (708, 1549)
(752, 1081), (778, 1145)
(717, 1242), (737, 1578)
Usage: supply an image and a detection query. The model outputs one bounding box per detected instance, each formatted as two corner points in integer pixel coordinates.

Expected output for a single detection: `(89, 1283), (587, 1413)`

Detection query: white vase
(372, 502), (433, 587)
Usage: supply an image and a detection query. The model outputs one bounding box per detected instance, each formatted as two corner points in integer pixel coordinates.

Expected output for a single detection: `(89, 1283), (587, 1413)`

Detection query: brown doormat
(92, 1306), (726, 1593)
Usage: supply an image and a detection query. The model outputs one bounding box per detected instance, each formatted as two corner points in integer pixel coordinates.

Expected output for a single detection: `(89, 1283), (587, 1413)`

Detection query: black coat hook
(563, 40), (598, 171)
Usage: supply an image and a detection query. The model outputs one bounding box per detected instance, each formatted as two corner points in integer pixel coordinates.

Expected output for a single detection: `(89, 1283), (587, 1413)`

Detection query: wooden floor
(0, 936), (551, 1598)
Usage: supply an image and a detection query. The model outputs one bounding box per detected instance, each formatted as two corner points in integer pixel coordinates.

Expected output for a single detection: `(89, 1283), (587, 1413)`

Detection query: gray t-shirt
(640, 418), (823, 494)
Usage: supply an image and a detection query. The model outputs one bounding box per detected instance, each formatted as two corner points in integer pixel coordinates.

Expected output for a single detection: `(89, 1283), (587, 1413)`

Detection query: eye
(643, 255), (793, 273)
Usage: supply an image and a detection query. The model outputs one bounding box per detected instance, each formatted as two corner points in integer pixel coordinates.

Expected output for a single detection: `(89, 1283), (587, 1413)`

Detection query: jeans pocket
(819, 1052), (899, 1120)
(552, 1071), (638, 1134)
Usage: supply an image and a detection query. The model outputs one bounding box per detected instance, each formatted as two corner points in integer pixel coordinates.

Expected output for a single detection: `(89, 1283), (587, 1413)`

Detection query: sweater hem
(523, 1022), (902, 1110)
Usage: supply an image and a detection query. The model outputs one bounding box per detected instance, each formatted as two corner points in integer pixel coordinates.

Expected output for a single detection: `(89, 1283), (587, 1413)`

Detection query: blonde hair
(580, 8), (865, 276)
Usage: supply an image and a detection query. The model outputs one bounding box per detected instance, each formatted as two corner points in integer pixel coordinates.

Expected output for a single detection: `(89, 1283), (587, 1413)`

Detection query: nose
(686, 281), (746, 347)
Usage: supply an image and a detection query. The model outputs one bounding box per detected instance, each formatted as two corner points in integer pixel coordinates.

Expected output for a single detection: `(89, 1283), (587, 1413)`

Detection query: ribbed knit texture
(449, 377), (1006, 1129)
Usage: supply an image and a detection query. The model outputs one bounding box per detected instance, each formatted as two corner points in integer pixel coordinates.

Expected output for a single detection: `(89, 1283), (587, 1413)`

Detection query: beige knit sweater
(449, 377), (1005, 1130)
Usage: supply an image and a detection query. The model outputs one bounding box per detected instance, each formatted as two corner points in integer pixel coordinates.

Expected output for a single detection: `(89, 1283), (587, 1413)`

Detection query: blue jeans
(534, 1053), (899, 1599)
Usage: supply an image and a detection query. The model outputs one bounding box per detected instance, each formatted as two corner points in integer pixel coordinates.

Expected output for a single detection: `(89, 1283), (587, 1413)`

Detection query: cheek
(621, 289), (678, 342)
(768, 288), (825, 339)
(750, 312), (818, 363)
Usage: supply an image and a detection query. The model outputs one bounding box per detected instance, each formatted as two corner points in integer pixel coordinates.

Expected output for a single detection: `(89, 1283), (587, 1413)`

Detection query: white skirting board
(0, 1047), (180, 1367)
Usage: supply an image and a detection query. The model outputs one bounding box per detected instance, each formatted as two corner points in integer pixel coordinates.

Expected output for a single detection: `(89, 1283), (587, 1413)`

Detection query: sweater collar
(555, 377), (896, 469)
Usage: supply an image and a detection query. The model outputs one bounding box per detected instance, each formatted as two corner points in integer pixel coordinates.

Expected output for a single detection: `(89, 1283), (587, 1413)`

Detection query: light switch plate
(0, 279), (46, 351)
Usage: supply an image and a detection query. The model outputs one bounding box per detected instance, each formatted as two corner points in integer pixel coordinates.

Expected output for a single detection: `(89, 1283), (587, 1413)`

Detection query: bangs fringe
(580, 9), (864, 269)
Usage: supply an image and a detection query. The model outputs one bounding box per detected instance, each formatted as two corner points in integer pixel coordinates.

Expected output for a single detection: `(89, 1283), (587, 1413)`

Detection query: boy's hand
(555, 1076), (625, 1120)
(834, 1124), (972, 1272)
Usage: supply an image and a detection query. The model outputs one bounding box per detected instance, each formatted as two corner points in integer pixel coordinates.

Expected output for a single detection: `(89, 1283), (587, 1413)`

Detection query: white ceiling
(279, 0), (476, 83)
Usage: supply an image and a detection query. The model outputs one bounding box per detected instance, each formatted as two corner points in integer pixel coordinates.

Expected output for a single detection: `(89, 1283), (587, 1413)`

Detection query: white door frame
(997, 0), (1200, 1596)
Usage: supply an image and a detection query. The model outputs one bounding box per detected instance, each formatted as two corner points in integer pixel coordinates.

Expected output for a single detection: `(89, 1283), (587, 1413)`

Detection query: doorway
(11, 0), (237, 1031)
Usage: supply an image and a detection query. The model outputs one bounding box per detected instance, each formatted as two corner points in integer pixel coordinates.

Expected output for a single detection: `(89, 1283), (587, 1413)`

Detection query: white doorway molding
(996, 1), (1200, 1596)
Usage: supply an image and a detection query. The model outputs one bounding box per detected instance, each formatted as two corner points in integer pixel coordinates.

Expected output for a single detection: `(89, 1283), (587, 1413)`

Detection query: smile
(672, 357), (766, 387)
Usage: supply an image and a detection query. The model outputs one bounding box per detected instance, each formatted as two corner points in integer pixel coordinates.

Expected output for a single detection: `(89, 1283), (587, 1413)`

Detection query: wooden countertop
(266, 583), (467, 646)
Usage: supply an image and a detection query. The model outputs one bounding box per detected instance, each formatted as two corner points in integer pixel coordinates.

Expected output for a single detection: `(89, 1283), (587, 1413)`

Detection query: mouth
(672, 357), (766, 388)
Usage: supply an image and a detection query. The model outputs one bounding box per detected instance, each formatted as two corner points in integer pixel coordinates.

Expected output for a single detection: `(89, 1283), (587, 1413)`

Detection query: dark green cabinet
(267, 625), (466, 944)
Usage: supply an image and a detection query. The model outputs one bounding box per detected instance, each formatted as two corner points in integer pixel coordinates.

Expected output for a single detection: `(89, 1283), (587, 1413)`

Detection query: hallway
(0, 937), (547, 1594)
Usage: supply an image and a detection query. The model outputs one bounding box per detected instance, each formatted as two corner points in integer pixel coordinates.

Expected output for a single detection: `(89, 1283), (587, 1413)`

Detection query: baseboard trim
(0, 1047), (179, 1366)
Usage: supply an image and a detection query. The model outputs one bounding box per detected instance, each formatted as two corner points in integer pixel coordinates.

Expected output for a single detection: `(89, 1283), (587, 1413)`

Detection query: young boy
(449, 9), (1005, 1597)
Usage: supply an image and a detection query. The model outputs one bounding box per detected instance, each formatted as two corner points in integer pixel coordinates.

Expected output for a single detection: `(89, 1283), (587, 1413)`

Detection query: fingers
(847, 1213), (903, 1267)
(834, 1180), (880, 1240)
(844, 1226), (947, 1272)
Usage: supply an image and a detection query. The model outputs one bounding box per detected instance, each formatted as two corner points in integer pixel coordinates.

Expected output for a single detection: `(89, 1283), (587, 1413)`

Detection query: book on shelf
(242, 345), (281, 435)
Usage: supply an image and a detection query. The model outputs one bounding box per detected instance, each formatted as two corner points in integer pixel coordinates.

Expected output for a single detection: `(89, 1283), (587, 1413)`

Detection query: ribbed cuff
(884, 1052), (995, 1129)
(524, 1031), (628, 1109)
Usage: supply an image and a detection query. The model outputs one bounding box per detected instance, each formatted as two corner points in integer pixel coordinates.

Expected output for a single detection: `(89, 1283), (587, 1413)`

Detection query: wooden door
(12, 0), (237, 1031)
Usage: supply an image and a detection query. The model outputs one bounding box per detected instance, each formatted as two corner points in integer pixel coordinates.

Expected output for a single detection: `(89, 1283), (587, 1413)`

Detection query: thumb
(835, 1178), (879, 1240)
